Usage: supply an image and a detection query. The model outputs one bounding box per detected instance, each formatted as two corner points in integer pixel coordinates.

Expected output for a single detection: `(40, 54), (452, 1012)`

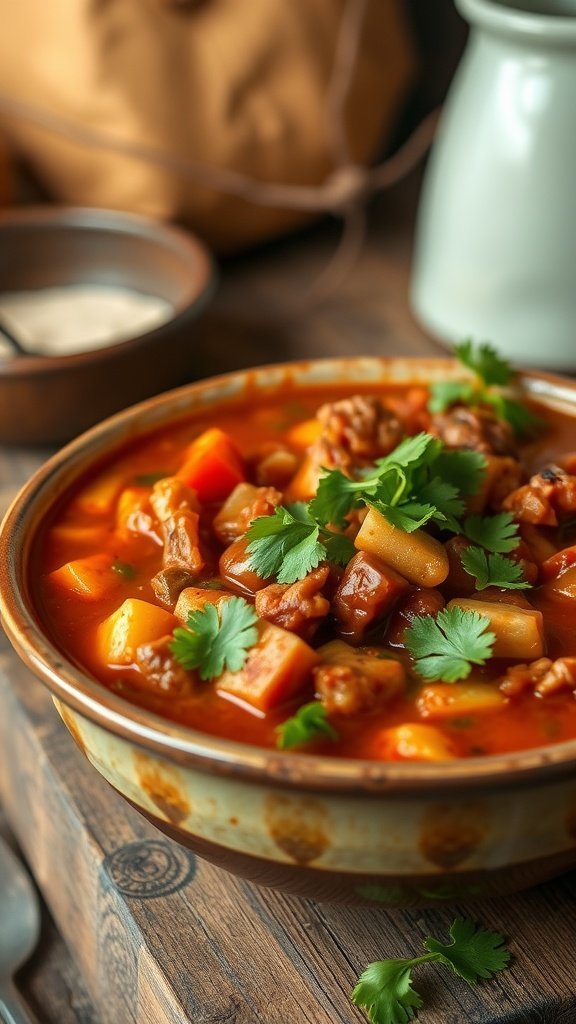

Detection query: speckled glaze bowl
(2, 358), (576, 906)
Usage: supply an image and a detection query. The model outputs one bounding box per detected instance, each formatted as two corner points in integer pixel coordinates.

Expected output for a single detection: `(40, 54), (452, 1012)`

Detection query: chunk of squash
(216, 622), (317, 712)
(447, 598), (544, 659)
(97, 599), (177, 666)
(355, 507), (449, 587)
(48, 553), (120, 601)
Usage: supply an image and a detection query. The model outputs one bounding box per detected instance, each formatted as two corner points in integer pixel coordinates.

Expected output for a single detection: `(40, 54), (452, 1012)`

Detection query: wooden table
(2, 174), (576, 1024)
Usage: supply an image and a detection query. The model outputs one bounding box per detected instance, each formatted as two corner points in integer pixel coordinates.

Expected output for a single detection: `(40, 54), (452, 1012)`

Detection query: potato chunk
(48, 553), (120, 601)
(216, 622), (317, 712)
(371, 723), (457, 761)
(174, 586), (231, 623)
(97, 599), (177, 666)
(447, 598), (544, 659)
(416, 683), (506, 719)
(355, 507), (449, 587)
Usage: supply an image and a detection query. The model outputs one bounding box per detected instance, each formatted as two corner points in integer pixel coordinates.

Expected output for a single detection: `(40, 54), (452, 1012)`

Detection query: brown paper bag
(0, 0), (414, 250)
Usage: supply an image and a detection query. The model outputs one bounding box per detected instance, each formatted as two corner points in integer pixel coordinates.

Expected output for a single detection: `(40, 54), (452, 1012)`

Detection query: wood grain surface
(1, 174), (576, 1024)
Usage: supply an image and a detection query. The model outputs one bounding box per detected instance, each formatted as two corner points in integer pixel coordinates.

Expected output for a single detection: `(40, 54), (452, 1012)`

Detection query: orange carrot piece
(48, 553), (120, 601)
(177, 428), (244, 503)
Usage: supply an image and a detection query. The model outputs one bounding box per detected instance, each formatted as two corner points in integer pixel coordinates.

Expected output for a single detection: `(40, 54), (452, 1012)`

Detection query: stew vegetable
(35, 345), (576, 761)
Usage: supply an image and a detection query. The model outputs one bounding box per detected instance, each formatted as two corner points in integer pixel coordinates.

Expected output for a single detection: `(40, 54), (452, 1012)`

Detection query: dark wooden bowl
(0, 206), (215, 445)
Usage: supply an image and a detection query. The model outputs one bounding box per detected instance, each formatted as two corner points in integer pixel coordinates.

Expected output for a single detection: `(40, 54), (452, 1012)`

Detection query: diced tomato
(177, 428), (245, 503)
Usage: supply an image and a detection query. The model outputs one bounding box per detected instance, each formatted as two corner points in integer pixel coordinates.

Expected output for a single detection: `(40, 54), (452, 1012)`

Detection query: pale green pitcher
(411, 0), (576, 369)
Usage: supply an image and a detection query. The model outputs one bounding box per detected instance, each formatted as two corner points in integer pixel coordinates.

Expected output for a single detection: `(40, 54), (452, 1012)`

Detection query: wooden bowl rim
(2, 355), (576, 795)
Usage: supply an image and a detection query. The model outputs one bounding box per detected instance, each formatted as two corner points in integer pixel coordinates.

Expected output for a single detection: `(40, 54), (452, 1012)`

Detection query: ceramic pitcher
(411, 0), (576, 370)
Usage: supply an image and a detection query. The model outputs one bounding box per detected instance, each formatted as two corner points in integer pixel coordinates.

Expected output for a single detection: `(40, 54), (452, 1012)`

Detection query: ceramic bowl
(0, 206), (215, 445)
(2, 358), (576, 906)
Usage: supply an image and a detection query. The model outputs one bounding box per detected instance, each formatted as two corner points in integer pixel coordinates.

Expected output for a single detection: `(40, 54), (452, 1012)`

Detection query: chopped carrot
(48, 553), (121, 601)
(177, 428), (244, 502)
(47, 523), (109, 550)
(216, 622), (318, 712)
(69, 468), (126, 517)
(115, 486), (153, 541)
(283, 454), (322, 503)
(96, 599), (177, 666)
(285, 418), (322, 449)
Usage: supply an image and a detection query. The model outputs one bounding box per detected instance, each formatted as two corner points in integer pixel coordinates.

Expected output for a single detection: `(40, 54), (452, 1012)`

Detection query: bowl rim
(0, 205), (216, 375)
(2, 355), (576, 796)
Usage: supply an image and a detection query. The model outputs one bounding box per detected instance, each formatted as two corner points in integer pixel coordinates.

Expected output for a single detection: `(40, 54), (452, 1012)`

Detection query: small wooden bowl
(0, 206), (215, 445)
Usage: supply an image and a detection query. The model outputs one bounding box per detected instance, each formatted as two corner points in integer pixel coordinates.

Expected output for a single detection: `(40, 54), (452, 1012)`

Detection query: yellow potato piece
(355, 507), (449, 587)
(97, 599), (177, 666)
(174, 587), (231, 624)
(376, 723), (457, 761)
(216, 622), (318, 712)
(48, 553), (119, 601)
(416, 683), (506, 719)
(447, 598), (544, 659)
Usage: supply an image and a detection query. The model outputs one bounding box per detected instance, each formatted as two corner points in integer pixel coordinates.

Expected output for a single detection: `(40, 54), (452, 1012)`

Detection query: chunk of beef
(254, 566), (330, 639)
(313, 394), (404, 470)
(151, 566), (197, 608)
(150, 476), (204, 577)
(219, 537), (268, 596)
(387, 588), (445, 646)
(431, 404), (517, 456)
(150, 477), (200, 522)
(502, 466), (576, 525)
(500, 657), (576, 698)
(134, 636), (193, 696)
(212, 483), (281, 546)
(313, 641), (405, 715)
(332, 552), (410, 643)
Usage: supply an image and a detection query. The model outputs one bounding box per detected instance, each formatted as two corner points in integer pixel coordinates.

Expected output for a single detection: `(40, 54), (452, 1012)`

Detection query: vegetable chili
(33, 346), (576, 762)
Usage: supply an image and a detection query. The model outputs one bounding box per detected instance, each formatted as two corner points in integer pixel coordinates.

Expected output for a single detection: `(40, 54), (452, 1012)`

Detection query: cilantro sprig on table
(429, 340), (541, 437)
(352, 918), (511, 1024)
(246, 435), (486, 584)
(170, 596), (258, 680)
(404, 606), (495, 683)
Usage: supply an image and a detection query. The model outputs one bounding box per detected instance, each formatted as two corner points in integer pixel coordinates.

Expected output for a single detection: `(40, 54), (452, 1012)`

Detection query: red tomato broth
(31, 385), (576, 761)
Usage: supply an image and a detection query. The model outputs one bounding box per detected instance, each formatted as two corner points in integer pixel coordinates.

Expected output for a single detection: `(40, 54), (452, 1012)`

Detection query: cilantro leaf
(112, 559), (136, 580)
(309, 469), (363, 529)
(370, 499), (436, 534)
(433, 449), (487, 497)
(455, 340), (512, 387)
(170, 597), (258, 680)
(323, 530), (356, 567)
(428, 379), (475, 414)
(463, 512), (520, 553)
(424, 919), (511, 984)
(351, 918), (511, 1024)
(133, 471), (167, 486)
(405, 606), (495, 682)
(418, 478), (465, 531)
(377, 432), (439, 472)
(276, 702), (338, 749)
(484, 392), (543, 438)
(461, 547), (530, 590)
(351, 959), (424, 1024)
(246, 506), (326, 584)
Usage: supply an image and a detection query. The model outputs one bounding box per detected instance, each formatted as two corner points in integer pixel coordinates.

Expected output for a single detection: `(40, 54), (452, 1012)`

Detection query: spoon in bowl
(0, 834), (41, 1024)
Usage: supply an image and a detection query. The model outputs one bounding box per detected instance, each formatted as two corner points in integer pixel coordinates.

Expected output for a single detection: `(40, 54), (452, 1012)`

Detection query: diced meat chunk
(150, 477), (200, 522)
(135, 636), (194, 696)
(431, 404), (517, 456)
(313, 640), (405, 715)
(313, 394), (404, 470)
(332, 551), (410, 643)
(254, 566), (330, 639)
(500, 657), (576, 698)
(502, 466), (576, 526)
(387, 588), (445, 645)
(212, 483), (281, 545)
(162, 511), (204, 573)
(249, 444), (299, 488)
(151, 566), (197, 608)
(219, 537), (268, 596)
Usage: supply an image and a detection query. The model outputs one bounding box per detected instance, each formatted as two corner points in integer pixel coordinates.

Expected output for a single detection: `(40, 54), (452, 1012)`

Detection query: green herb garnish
(460, 547), (530, 591)
(112, 560), (137, 580)
(463, 511), (520, 553)
(275, 702), (338, 749)
(134, 471), (168, 486)
(170, 596), (258, 680)
(246, 503), (354, 585)
(352, 918), (511, 1024)
(429, 340), (541, 436)
(404, 606), (495, 683)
